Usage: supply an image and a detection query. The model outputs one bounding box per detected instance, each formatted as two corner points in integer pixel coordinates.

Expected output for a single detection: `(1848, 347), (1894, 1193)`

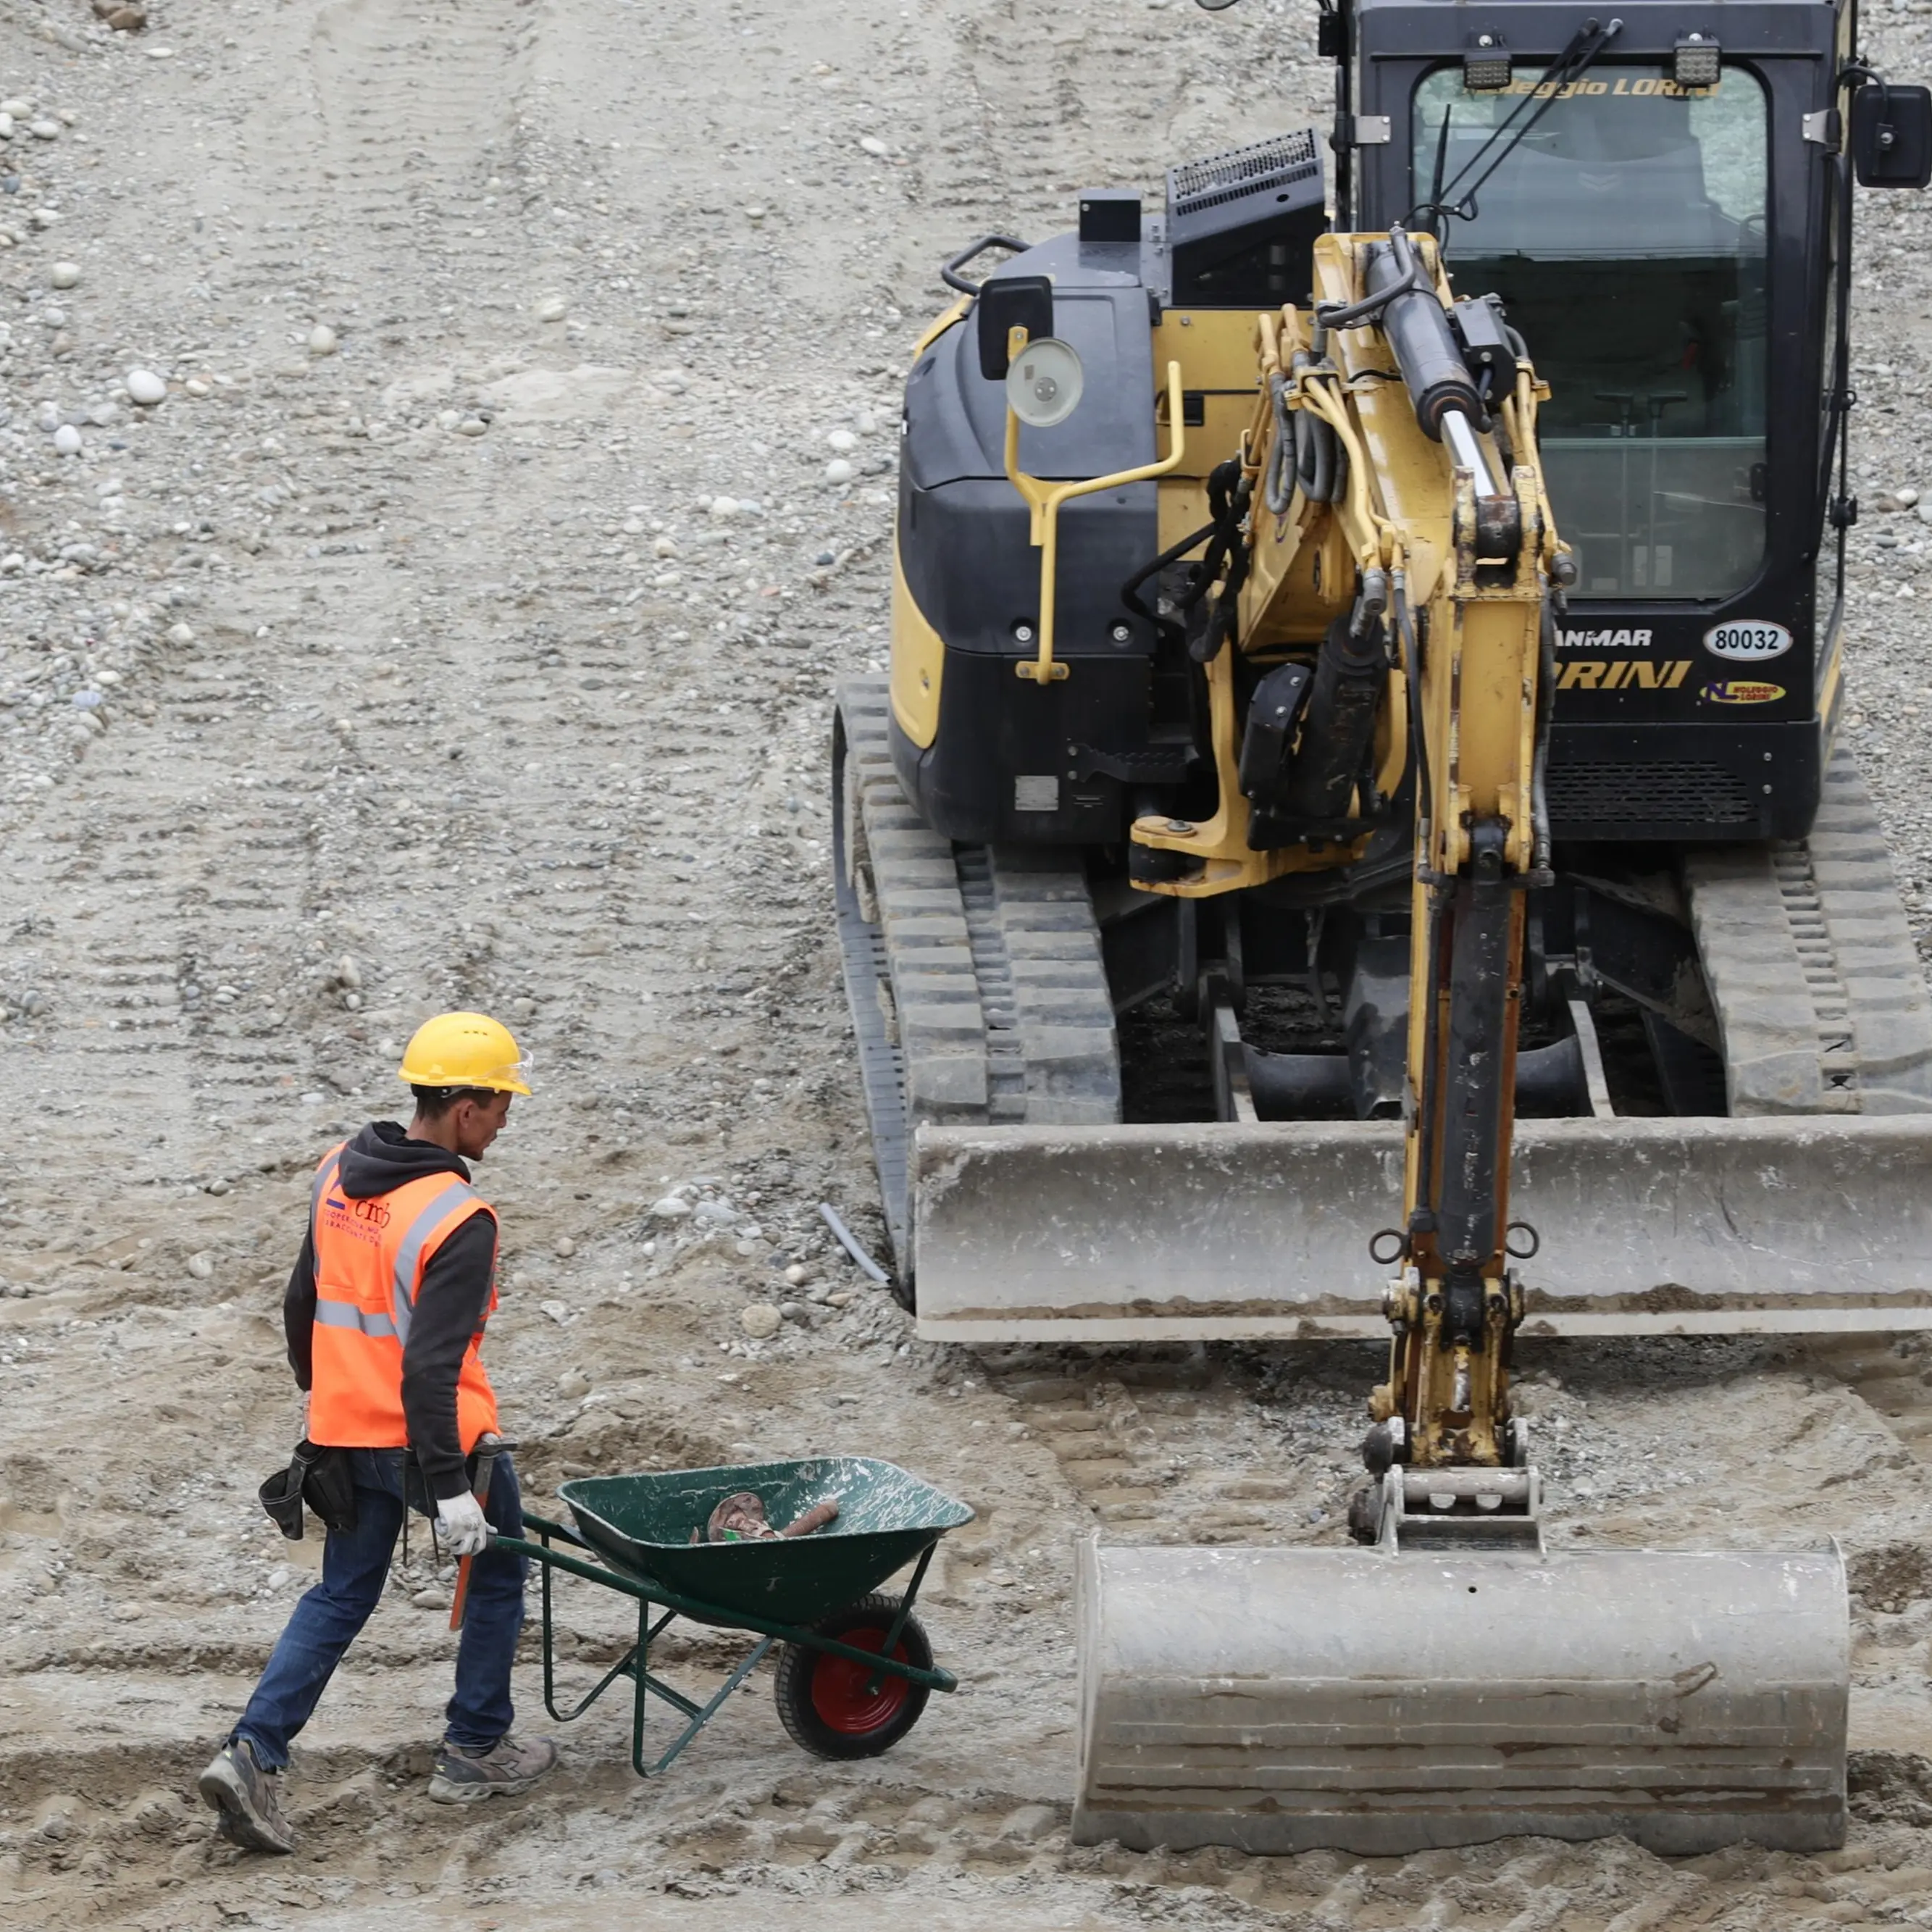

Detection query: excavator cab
(1340, 1), (1930, 840)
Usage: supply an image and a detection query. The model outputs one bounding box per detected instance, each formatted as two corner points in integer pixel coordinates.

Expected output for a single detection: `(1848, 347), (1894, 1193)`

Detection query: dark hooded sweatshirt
(283, 1121), (498, 1504)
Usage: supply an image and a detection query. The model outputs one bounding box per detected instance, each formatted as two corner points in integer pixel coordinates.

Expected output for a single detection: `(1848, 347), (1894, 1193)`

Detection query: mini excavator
(832, 0), (1932, 1857)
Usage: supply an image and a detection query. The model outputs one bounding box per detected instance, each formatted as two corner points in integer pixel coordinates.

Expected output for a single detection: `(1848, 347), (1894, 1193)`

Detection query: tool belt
(258, 1439), (359, 1542)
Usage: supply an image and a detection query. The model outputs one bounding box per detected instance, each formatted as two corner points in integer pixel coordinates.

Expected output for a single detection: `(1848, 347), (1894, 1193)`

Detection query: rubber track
(1686, 748), (1932, 1115)
(832, 679), (1119, 1280)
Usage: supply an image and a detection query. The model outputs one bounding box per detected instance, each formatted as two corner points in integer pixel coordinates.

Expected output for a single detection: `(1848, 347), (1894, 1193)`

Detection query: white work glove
(436, 1489), (490, 1557)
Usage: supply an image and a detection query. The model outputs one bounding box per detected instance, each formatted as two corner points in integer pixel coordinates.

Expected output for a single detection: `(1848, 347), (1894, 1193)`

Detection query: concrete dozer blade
(1074, 1536), (1849, 1857)
(913, 1116), (1932, 1342)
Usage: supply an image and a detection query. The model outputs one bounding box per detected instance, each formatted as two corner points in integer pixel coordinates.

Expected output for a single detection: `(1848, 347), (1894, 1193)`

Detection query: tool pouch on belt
(258, 1440), (359, 1541)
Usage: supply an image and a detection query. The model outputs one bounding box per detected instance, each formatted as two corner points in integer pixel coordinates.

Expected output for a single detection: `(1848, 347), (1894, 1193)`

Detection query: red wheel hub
(810, 1628), (912, 1736)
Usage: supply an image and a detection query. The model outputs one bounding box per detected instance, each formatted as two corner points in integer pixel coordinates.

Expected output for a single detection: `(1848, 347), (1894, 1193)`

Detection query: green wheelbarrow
(491, 1455), (974, 1776)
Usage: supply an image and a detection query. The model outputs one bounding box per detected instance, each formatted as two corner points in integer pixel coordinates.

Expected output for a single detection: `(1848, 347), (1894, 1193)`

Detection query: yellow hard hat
(398, 1011), (532, 1096)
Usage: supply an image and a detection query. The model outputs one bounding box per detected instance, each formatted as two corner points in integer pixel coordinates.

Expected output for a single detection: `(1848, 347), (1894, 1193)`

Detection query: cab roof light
(1464, 33), (1511, 92)
(1672, 33), (1720, 89)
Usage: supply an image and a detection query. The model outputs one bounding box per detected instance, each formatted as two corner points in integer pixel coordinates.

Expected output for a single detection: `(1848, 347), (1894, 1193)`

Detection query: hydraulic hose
(1120, 518), (1217, 651)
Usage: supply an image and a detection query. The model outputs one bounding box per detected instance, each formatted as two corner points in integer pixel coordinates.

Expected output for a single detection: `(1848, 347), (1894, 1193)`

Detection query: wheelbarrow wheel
(774, 1592), (932, 1760)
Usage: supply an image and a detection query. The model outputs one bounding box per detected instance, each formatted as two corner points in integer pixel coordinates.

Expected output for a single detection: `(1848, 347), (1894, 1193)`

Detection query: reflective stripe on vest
(385, 1179), (475, 1348)
(313, 1300), (398, 1339)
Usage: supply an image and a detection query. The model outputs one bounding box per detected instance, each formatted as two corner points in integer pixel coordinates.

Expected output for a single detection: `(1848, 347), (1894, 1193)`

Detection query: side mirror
(1852, 82), (1932, 189)
(977, 275), (1055, 381)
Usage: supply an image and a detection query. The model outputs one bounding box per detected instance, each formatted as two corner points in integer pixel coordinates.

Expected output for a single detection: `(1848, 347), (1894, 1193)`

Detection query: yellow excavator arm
(1138, 228), (1571, 1499)
(1066, 233), (1849, 1858)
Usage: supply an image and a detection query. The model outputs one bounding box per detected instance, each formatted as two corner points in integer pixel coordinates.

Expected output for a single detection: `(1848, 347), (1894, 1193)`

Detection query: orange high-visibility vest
(305, 1141), (501, 1452)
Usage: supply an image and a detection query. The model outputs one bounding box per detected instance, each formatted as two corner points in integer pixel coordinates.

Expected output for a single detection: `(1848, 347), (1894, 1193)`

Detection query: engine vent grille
(1548, 760), (1758, 829)
(1168, 131), (1320, 219)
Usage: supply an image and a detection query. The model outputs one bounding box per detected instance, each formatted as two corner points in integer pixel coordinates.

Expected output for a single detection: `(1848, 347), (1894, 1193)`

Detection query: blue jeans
(233, 1448), (527, 1769)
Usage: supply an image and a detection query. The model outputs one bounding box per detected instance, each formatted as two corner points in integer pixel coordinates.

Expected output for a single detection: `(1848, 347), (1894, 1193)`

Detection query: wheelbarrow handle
(448, 1434), (510, 1632)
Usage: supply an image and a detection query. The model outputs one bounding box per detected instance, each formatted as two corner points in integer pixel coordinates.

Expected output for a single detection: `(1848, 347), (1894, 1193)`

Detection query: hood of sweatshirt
(335, 1119), (472, 1200)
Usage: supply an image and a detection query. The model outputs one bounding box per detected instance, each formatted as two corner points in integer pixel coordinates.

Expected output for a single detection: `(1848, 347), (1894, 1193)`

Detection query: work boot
(427, 1733), (559, 1804)
(197, 1737), (297, 1854)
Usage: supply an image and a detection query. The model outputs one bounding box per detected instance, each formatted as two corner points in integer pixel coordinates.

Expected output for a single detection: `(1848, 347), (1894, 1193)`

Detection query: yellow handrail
(1005, 357), (1189, 684)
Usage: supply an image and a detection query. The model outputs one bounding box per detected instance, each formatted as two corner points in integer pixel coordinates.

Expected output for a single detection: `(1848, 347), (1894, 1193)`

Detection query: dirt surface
(2, 0), (1932, 1926)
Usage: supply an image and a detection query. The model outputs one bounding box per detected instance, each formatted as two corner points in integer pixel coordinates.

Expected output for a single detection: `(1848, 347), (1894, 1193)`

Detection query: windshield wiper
(1408, 15), (1625, 241)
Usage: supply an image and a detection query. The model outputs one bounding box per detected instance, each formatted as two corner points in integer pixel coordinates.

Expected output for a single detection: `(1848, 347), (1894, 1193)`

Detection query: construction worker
(197, 1011), (558, 1853)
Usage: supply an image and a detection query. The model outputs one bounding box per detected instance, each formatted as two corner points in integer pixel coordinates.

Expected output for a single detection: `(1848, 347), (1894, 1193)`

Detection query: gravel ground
(1, 0), (1932, 1928)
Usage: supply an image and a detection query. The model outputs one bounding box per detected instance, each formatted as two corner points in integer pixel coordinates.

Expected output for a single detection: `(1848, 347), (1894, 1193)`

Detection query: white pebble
(858, 135), (889, 157)
(1897, 487), (1922, 510)
(824, 459), (855, 485)
(708, 495), (740, 520)
(456, 416), (488, 437)
(187, 1252), (213, 1281)
(51, 423), (79, 456)
(47, 260), (79, 290)
(28, 119), (59, 141)
(653, 535), (679, 558)
(744, 204), (767, 222)
(125, 367), (166, 406)
(167, 621), (194, 645)
(649, 1194), (690, 1218)
(0, 100), (30, 118)
(826, 428), (858, 453)
(855, 409), (879, 435)
(307, 323), (338, 356)
(557, 1368), (591, 1401)
(535, 296), (568, 323)
(740, 1303), (782, 1339)
(784, 1263), (809, 1287)
(556, 1236), (577, 1258)
(184, 377), (210, 398)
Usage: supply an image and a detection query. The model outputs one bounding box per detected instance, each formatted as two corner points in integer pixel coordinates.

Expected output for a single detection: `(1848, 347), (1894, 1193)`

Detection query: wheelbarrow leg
(633, 1624), (777, 1778)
